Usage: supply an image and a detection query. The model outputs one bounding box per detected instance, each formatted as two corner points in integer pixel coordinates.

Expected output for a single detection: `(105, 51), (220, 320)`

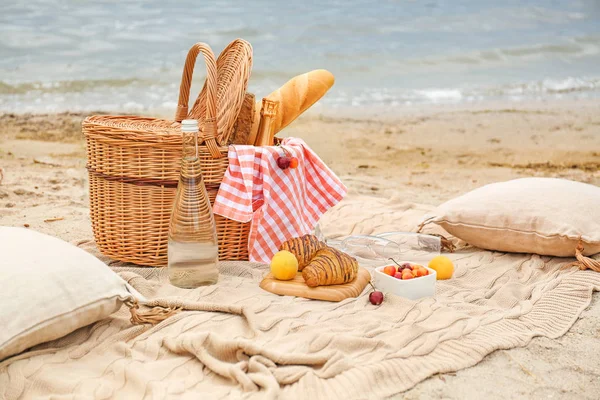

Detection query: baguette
(302, 247), (358, 287)
(279, 234), (326, 271)
(249, 69), (335, 143)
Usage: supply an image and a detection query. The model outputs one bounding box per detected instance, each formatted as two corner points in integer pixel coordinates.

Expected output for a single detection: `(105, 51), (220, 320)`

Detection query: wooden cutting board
(259, 268), (371, 302)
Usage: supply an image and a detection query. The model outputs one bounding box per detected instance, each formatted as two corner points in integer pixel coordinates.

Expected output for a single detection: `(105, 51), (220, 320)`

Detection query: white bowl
(374, 261), (436, 300)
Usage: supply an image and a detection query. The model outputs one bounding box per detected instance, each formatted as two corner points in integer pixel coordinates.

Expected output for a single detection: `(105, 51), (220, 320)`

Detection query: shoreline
(3, 96), (599, 121)
(305, 96), (600, 118)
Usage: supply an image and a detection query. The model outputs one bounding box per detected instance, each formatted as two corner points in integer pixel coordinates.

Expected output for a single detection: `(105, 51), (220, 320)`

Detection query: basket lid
(83, 115), (180, 145)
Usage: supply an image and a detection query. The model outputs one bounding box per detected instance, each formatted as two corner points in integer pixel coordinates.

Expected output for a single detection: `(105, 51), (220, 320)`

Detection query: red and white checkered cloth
(213, 137), (347, 263)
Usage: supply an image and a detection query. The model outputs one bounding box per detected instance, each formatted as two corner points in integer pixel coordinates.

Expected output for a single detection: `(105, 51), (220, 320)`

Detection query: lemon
(270, 250), (299, 280)
(428, 256), (454, 280)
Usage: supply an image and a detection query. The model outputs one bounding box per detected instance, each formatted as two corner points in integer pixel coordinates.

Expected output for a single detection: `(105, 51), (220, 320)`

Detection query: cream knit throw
(1, 197), (599, 399)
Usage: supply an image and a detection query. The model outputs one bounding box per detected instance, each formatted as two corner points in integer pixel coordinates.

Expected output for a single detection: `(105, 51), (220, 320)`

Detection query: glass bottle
(168, 119), (219, 288)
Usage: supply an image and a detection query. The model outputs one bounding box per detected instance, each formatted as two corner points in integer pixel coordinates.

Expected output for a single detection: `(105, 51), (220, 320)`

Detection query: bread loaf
(250, 69), (335, 143)
(279, 234), (326, 271)
(302, 247), (358, 287)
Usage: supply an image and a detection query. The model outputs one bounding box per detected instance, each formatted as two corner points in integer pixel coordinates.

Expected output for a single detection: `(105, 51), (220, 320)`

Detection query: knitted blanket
(1, 197), (599, 399)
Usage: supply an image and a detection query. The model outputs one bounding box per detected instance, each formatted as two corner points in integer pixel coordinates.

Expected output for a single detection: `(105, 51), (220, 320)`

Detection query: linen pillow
(0, 227), (141, 361)
(421, 178), (600, 257)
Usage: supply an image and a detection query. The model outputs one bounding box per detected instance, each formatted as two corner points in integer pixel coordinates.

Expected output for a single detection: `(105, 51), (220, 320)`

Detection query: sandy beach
(1, 100), (599, 398)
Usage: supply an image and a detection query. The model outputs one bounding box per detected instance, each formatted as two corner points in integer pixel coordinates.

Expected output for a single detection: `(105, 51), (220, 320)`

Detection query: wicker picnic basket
(83, 40), (253, 266)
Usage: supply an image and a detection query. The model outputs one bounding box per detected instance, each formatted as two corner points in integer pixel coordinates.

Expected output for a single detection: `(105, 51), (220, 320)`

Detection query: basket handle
(175, 43), (222, 159)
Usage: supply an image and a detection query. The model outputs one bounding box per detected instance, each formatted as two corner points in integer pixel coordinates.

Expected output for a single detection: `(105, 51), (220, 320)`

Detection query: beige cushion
(0, 227), (138, 361)
(423, 178), (600, 257)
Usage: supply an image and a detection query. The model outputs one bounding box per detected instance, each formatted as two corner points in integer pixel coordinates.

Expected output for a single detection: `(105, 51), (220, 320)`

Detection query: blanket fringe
(564, 241), (600, 273)
(126, 299), (181, 325)
(416, 217), (435, 234)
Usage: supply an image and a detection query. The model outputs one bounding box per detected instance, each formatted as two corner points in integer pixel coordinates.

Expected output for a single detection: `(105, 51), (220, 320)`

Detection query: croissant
(302, 247), (358, 287)
(279, 234), (326, 271)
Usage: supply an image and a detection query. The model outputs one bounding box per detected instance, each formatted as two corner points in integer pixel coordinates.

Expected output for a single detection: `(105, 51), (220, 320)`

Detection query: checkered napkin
(213, 137), (347, 263)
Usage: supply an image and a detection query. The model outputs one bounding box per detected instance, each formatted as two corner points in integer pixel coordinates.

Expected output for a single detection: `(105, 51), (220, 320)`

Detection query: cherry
(369, 291), (384, 305)
(277, 156), (291, 169)
(367, 281), (384, 305)
(401, 271), (414, 280)
(289, 157), (299, 169)
(389, 258), (413, 272)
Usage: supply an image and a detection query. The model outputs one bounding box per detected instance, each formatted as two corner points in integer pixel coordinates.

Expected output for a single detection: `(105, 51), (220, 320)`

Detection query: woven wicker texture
(189, 39), (253, 146)
(175, 43), (221, 158)
(83, 41), (252, 267)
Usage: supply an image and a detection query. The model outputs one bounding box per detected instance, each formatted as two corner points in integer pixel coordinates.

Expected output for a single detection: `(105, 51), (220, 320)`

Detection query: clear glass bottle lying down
(325, 231), (441, 265)
(168, 119), (219, 288)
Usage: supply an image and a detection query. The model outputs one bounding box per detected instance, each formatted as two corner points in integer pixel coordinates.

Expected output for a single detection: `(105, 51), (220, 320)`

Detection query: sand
(0, 100), (599, 399)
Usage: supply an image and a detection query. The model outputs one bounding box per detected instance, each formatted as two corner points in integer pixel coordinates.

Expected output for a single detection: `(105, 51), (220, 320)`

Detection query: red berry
(277, 156), (291, 169)
(369, 291), (384, 305)
(394, 272), (403, 279)
(289, 157), (299, 169)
